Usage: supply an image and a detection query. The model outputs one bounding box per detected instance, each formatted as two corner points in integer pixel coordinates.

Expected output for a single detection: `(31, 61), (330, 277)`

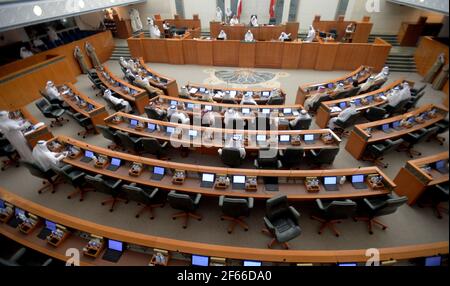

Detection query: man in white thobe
(304, 86), (327, 111)
(45, 81), (63, 101)
(32, 140), (67, 172)
(169, 110), (190, 125)
(304, 25), (316, 42)
(278, 32), (291, 41)
(374, 66), (389, 82)
(218, 137), (246, 158)
(328, 101), (358, 129)
(244, 30), (254, 42)
(359, 76), (376, 93)
(129, 8), (143, 32)
(289, 110), (311, 128)
(241, 94), (257, 105)
(150, 24), (161, 39)
(215, 7), (223, 22)
(103, 89), (132, 113)
(218, 30), (227, 40)
(0, 111), (34, 163)
(250, 15), (259, 27)
(230, 15), (239, 26)
(224, 109), (243, 129)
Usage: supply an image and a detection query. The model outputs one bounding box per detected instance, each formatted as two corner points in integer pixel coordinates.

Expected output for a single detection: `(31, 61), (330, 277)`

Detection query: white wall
(131, 0), (175, 30)
(297, 0), (340, 32)
(239, 0), (271, 26)
(184, 0), (217, 29)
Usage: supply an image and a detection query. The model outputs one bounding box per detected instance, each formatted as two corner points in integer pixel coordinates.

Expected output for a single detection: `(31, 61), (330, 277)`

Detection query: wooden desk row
(53, 135), (391, 201)
(95, 65), (148, 114)
(1, 188), (447, 264)
(345, 104), (449, 160)
(155, 17), (201, 38)
(184, 83), (285, 105)
(312, 15), (373, 43)
(394, 152), (449, 205)
(315, 79), (411, 128)
(295, 65), (373, 105)
(104, 112), (341, 153)
(209, 21), (299, 41)
(127, 35), (391, 72)
(134, 58), (179, 97)
(150, 94), (303, 124)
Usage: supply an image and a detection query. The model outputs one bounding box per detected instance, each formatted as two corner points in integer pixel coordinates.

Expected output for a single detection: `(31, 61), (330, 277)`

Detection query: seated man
(45, 81), (63, 101)
(358, 76), (376, 93)
(304, 86), (327, 111)
(103, 89), (132, 113)
(218, 137), (246, 159)
(147, 101), (167, 119)
(201, 90), (215, 102)
(224, 108), (243, 129)
(134, 74), (164, 97)
(127, 59), (139, 73)
(202, 110), (218, 127)
(179, 86), (191, 98)
(20, 47), (33, 59)
(150, 23), (161, 39)
(119, 57), (129, 69)
(32, 140), (67, 173)
(332, 82), (345, 95)
(249, 15), (259, 27)
(241, 93), (257, 105)
(244, 30), (255, 42)
(278, 32), (291, 42)
(304, 25), (316, 42)
(230, 15), (239, 26)
(289, 109), (311, 128)
(169, 109), (190, 125)
(328, 100), (358, 129)
(373, 66), (389, 83)
(217, 30), (227, 40)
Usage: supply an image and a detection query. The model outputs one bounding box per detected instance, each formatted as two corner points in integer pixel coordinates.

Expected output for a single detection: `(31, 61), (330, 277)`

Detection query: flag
(269, 0), (276, 18)
(237, 0), (242, 18)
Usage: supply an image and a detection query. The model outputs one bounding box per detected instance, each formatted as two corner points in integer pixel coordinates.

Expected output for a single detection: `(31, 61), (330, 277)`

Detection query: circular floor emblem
(214, 69), (276, 84)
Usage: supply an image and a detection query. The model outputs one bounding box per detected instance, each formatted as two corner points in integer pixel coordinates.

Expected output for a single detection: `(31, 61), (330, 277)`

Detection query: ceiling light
(79, 0), (85, 8)
(33, 5), (43, 16)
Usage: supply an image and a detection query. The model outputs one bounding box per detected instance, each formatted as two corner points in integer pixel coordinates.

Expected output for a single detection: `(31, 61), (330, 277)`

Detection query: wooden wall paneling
(353, 22), (373, 43)
(127, 37), (144, 60)
(414, 36), (449, 76)
(249, 27), (260, 42)
(213, 40), (240, 66)
(394, 168), (426, 205)
(315, 42), (338, 70)
(366, 38), (392, 72)
(281, 42), (302, 69)
(238, 42), (256, 68)
(196, 40), (214, 66)
(166, 39), (185, 64)
(210, 21), (221, 38)
(298, 42), (319, 69)
(143, 39), (169, 63)
(182, 39), (198, 64)
(333, 44), (370, 70)
(285, 22), (300, 40)
(255, 41), (284, 68)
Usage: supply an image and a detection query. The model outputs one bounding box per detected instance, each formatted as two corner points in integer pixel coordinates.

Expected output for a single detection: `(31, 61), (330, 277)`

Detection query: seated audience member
(359, 76), (376, 93)
(223, 108), (243, 128)
(134, 74), (163, 96)
(45, 81), (63, 101)
(32, 140), (67, 172)
(249, 15), (259, 27)
(304, 25), (316, 42)
(20, 47), (34, 59)
(373, 66), (389, 83)
(328, 100), (358, 129)
(119, 57), (129, 69)
(218, 30), (227, 40)
(289, 109), (311, 128)
(169, 108), (190, 125)
(278, 32), (291, 42)
(230, 15), (239, 26)
(241, 93), (257, 105)
(103, 89), (132, 113)
(244, 30), (255, 42)
(32, 36), (47, 51)
(47, 26), (61, 45)
(304, 86), (327, 111)
(218, 137), (246, 158)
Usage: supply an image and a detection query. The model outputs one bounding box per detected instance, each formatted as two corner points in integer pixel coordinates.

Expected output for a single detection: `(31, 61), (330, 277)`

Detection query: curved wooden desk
(315, 79), (412, 128)
(52, 135), (392, 200)
(394, 152), (449, 205)
(0, 188), (447, 265)
(104, 112), (341, 153)
(345, 104), (449, 160)
(135, 58), (179, 97)
(295, 65), (373, 105)
(210, 21), (299, 41)
(96, 65), (148, 114)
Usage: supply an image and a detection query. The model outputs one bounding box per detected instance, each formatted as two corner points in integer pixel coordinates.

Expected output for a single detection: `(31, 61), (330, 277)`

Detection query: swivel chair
(85, 174), (126, 212)
(333, 111), (360, 137)
(411, 84), (426, 96)
(279, 147), (304, 169)
(122, 183), (165, 219)
(311, 199), (357, 237)
(141, 138), (168, 159)
(219, 147), (244, 167)
(219, 196), (254, 234)
(267, 95), (285, 105)
(96, 125), (122, 151)
(59, 165), (88, 201)
(305, 147), (340, 167)
(418, 183), (449, 219)
(0, 137), (19, 171)
(427, 120), (448, 145)
(289, 118), (312, 130)
(22, 162), (63, 194)
(398, 127), (439, 158)
(35, 99), (67, 127)
(363, 138), (404, 168)
(116, 131), (142, 154)
(254, 148), (282, 169)
(364, 107), (388, 121)
(403, 91), (425, 111)
(72, 113), (95, 138)
(384, 98), (409, 115)
(167, 191), (202, 229)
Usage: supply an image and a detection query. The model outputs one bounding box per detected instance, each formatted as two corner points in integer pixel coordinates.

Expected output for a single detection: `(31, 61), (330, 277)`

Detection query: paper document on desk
(330, 107), (342, 113)
(292, 111), (300, 116)
(189, 88), (198, 94)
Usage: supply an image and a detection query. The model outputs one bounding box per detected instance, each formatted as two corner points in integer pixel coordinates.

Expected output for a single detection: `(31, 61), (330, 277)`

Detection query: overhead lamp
(33, 5), (43, 16)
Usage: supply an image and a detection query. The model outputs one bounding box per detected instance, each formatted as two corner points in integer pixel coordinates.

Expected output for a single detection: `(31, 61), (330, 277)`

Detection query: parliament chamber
(0, 0), (448, 270)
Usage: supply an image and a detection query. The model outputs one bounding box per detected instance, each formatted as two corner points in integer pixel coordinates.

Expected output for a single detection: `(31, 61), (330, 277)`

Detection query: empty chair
(144, 106), (167, 121)
(167, 191), (202, 229)
(0, 137), (19, 171)
(399, 127), (439, 158)
(122, 183), (165, 219)
(418, 183), (449, 219)
(59, 165), (88, 201)
(141, 138), (168, 159)
(384, 98), (409, 115)
(72, 113), (95, 138)
(289, 118), (312, 130)
(39, 89), (65, 107)
(354, 194), (407, 234)
(267, 95), (284, 105)
(116, 131), (142, 154)
(363, 138), (404, 168)
(85, 174), (125, 212)
(254, 148), (282, 169)
(96, 125), (122, 150)
(333, 111), (360, 137)
(219, 196), (254, 234)
(403, 90), (425, 111)
(35, 98), (67, 127)
(279, 147), (304, 169)
(364, 106), (388, 121)
(427, 120), (449, 145)
(219, 147), (244, 167)
(411, 84), (426, 96)
(22, 161), (63, 194)
(262, 195), (301, 249)
(311, 199), (357, 237)
(305, 147), (339, 166)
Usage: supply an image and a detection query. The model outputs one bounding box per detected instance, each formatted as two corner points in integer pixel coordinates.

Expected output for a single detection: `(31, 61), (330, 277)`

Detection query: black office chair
(363, 138), (404, 168)
(398, 127), (439, 158)
(145, 106), (167, 121)
(289, 118), (312, 130)
(305, 147), (340, 167)
(403, 91), (425, 111)
(122, 183), (165, 219)
(267, 96), (285, 105)
(262, 195), (301, 249)
(279, 147), (304, 169)
(35, 98), (67, 127)
(219, 196), (253, 234)
(365, 79), (386, 93)
(310, 95), (331, 113)
(96, 125), (122, 151)
(333, 111), (360, 137)
(220, 98), (238, 104)
(167, 191), (202, 229)
(0, 137), (19, 171)
(71, 113), (96, 138)
(311, 199), (357, 237)
(364, 106), (388, 121)
(254, 148), (282, 169)
(347, 86), (361, 97)
(141, 138), (168, 158)
(88, 72), (104, 93)
(329, 28), (338, 39)
(85, 174), (126, 212)
(384, 98), (410, 115)
(59, 165), (88, 201)
(116, 131), (142, 154)
(39, 89), (66, 108)
(418, 183), (449, 219)
(22, 162), (63, 194)
(219, 147), (244, 167)
(411, 84), (426, 96)
(354, 194), (407, 234)
(427, 120), (448, 146)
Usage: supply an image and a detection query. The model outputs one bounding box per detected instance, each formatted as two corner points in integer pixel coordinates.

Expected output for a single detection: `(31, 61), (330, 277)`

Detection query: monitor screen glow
(246, 91), (253, 96)
(166, 126), (175, 134)
(242, 108), (250, 114)
(187, 103), (194, 109)
(0, 199), (4, 209)
(148, 123), (156, 130)
(15, 208), (25, 216)
(304, 134), (314, 141)
(108, 240), (123, 252)
(339, 102), (347, 109)
(233, 175), (246, 184)
(85, 150), (94, 158)
(352, 175), (364, 183)
(199, 88), (206, 93)
(435, 160), (446, 169)
(130, 119), (138, 126)
(262, 108), (270, 114)
(262, 91), (270, 97)
(324, 176), (337, 185)
(338, 263), (357, 266)
(111, 158), (121, 166)
(170, 100), (178, 105)
(279, 135), (290, 142)
(192, 255), (209, 266)
(392, 121), (401, 128)
(244, 260), (262, 266)
(202, 173), (215, 182)
(257, 135), (266, 141)
(425, 256), (441, 266)
(45, 220), (56, 231)
(204, 105), (212, 111)
(327, 83), (334, 89)
(283, 108), (292, 114)
(233, 134), (243, 141)
(189, 130), (198, 137)
(230, 90), (237, 96)
(382, 124), (390, 131)
(153, 166), (165, 175)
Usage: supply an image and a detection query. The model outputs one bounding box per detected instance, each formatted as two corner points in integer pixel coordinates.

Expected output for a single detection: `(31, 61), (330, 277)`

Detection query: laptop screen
(244, 260), (262, 266)
(45, 220), (57, 231)
(199, 87), (206, 93)
(192, 255), (209, 266)
(304, 134), (314, 142)
(279, 135), (290, 142)
(110, 158), (121, 166)
(407, 117), (415, 124)
(148, 123), (156, 130)
(324, 176), (337, 185)
(230, 90), (237, 96)
(435, 160), (446, 169)
(392, 121), (401, 128)
(262, 108), (270, 114)
(233, 134), (243, 141)
(130, 119), (138, 127)
(0, 199), (4, 209)
(188, 130), (198, 137)
(425, 256), (441, 266)
(108, 240), (123, 252)
(233, 175), (246, 184)
(166, 126), (175, 134)
(85, 150), (94, 158)
(186, 103), (194, 109)
(204, 105), (212, 111)
(170, 100), (178, 105)
(15, 207), (25, 217)
(283, 108), (292, 114)
(202, 173), (214, 182)
(338, 263), (357, 266)
(352, 175), (364, 183)
(354, 99), (361, 105)
(339, 102), (347, 109)
(262, 91), (270, 97)
(327, 83), (334, 89)
(242, 108), (250, 114)
(153, 166), (165, 175)
(257, 135), (266, 142)
(366, 96), (373, 102)
(382, 124), (390, 131)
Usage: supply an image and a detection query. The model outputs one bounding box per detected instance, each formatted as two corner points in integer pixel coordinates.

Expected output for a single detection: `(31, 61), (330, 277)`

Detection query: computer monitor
(304, 134), (314, 142)
(148, 123), (156, 131)
(425, 256), (441, 266)
(392, 121), (401, 128)
(242, 108), (250, 114)
(84, 150), (94, 158)
(338, 263), (357, 266)
(15, 207), (25, 217)
(435, 160), (446, 169)
(279, 134), (290, 142)
(110, 158), (121, 166)
(108, 239), (123, 252)
(233, 134), (243, 141)
(188, 130), (198, 137)
(130, 119), (138, 127)
(262, 91), (270, 97)
(257, 134), (266, 142)
(230, 90), (237, 97)
(87, 104), (94, 111)
(45, 220), (57, 231)
(199, 87), (206, 93)
(244, 260), (262, 266)
(166, 126), (175, 134)
(0, 199), (4, 209)
(283, 108), (292, 114)
(170, 100), (178, 106)
(339, 102), (347, 109)
(246, 91), (253, 96)
(366, 95), (373, 102)
(204, 105), (212, 111)
(324, 176), (337, 185)
(381, 124), (390, 131)
(354, 99), (361, 106)
(202, 173), (215, 182)
(192, 255), (209, 266)
(153, 166), (165, 175)
(352, 175), (364, 183)
(327, 83), (334, 89)
(262, 108), (270, 114)
(407, 117), (415, 124)
(233, 175), (246, 184)
(186, 103), (194, 109)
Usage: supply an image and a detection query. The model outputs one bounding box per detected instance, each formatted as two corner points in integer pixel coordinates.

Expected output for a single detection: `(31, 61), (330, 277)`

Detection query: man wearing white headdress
(333, 82), (345, 94)
(215, 7), (223, 22)
(304, 86), (327, 111)
(0, 111), (34, 163)
(244, 30), (254, 42)
(289, 110), (311, 128)
(20, 47), (33, 59)
(127, 59), (138, 73)
(359, 76), (376, 93)
(304, 25), (316, 42)
(119, 57), (129, 69)
(399, 82), (412, 101)
(278, 32), (291, 41)
(250, 15), (259, 27)
(103, 89), (132, 113)
(218, 137), (246, 158)
(218, 30), (227, 40)
(373, 66), (389, 82)
(241, 93), (257, 105)
(224, 108), (243, 129)
(169, 109), (190, 125)
(230, 15), (239, 26)
(150, 24), (161, 39)
(328, 100), (358, 129)
(201, 91), (214, 102)
(129, 8), (143, 32)
(135, 74), (163, 96)
(225, 8), (233, 24)
(32, 140), (67, 172)
(202, 111), (217, 127)
(85, 42), (101, 68)
(45, 81), (63, 101)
